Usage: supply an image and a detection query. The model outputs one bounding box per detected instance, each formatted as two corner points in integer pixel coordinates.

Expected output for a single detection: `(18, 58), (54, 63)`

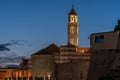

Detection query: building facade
(0, 59), (32, 80)
(87, 31), (120, 80)
(31, 44), (59, 80)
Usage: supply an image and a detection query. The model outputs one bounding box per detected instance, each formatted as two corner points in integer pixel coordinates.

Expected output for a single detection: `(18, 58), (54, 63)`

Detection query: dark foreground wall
(87, 50), (120, 80)
(56, 60), (89, 80)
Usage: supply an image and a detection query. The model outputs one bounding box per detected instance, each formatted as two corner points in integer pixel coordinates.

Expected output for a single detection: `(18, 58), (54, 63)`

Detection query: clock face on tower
(70, 26), (75, 34)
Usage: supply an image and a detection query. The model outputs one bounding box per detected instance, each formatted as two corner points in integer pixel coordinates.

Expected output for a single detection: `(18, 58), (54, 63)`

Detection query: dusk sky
(0, 0), (120, 57)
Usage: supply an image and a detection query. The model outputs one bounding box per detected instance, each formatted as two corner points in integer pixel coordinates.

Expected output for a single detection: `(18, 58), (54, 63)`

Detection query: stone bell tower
(68, 6), (79, 47)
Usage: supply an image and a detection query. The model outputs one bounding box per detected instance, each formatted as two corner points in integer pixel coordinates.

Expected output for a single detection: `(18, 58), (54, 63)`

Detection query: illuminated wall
(31, 54), (55, 80)
(0, 68), (31, 80)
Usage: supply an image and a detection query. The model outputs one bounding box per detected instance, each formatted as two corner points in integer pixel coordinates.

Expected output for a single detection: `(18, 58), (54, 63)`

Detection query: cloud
(11, 40), (25, 45)
(0, 51), (17, 58)
(11, 40), (31, 46)
(0, 40), (31, 52)
(0, 43), (11, 51)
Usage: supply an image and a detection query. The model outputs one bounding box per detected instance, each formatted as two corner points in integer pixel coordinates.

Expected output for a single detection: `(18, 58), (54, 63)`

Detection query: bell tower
(68, 7), (79, 47)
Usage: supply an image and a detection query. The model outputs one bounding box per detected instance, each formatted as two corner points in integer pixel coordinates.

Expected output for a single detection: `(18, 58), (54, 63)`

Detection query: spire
(68, 6), (77, 15)
(72, 4), (74, 9)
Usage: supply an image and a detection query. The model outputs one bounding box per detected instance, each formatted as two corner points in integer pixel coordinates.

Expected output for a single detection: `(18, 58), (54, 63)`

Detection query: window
(70, 26), (75, 34)
(95, 35), (104, 43)
(95, 36), (99, 43)
(70, 38), (74, 45)
(99, 35), (104, 43)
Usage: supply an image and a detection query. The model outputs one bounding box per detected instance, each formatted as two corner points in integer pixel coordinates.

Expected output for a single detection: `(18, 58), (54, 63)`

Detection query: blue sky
(0, 0), (120, 56)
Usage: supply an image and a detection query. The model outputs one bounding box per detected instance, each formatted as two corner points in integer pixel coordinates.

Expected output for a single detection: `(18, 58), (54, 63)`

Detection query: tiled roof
(32, 43), (59, 55)
(68, 7), (77, 15)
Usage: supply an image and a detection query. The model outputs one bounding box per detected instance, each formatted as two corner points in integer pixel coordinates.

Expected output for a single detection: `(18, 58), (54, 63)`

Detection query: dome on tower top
(68, 7), (77, 15)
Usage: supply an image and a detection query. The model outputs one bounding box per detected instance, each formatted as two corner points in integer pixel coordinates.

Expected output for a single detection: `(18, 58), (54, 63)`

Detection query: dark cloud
(0, 40), (30, 52)
(11, 40), (30, 46)
(0, 43), (11, 51)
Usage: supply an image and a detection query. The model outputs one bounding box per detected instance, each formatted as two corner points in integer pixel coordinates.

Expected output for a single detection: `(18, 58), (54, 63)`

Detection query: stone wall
(87, 50), (120, 80)
(56, 60), (89, 80)
(31, 54), (55, 79)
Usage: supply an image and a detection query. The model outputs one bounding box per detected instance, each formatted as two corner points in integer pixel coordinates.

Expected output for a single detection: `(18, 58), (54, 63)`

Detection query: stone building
(31, 44), (59, 80)
(31, 7), (90, 80)
(87, 31), (120, 80)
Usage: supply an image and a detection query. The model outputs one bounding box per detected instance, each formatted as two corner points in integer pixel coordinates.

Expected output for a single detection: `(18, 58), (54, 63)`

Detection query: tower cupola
(68, 7), (78, 23)
(68, 7), (77, 15)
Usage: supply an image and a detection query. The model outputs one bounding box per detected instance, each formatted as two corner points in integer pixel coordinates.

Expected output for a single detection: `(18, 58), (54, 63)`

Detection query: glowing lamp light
(48, 74), (51, 80)
(80, 49), (85, 53)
